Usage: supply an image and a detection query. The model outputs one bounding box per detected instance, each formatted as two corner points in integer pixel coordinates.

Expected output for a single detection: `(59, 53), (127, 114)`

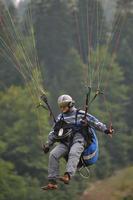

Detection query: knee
(69, 145), (84, 158)
(49, 150), (59, 160)
(69, 151), (78, 159)
(49, 151), (56, 159)
(68, 150), (82, 166)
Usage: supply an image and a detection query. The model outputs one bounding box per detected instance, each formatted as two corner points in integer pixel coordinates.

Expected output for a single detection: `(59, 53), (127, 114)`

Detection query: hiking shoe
(59, 172), (70, 184)
(41, 183), (58, 190)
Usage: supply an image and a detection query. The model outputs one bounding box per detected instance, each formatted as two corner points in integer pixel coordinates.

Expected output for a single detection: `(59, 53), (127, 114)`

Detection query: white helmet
(57, 94), (75, 108)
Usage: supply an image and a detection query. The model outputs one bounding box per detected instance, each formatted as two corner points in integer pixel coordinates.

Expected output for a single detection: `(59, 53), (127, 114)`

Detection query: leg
(66, 141), (84, 177)
(48, 143), (68, 180)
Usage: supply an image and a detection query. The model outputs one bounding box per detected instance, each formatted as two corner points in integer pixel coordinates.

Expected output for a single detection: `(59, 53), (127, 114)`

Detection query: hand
(42, 143), (50, 154)
(80, 119), (88, 127)
(104, 127), (114, 138)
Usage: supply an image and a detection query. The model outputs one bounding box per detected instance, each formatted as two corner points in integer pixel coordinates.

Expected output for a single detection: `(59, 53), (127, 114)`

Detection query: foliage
(86, 46), (129, 177)
(0, 86), (50, 178)
(75, 0), (107, 64)
(0, 159), (28, 200)
(115, 0), (133, 130)
(0, 2), (23, 90)
(31, 0), (107, 113)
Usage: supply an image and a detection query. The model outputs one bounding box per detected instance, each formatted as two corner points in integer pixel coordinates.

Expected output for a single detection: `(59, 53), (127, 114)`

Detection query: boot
(59, 172), (70, 184)
(41, 180), (58, 190)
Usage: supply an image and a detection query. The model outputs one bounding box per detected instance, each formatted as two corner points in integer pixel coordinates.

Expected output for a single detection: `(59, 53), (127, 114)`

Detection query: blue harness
(75, 110), (99, 166)
(82, 128), (98, 166)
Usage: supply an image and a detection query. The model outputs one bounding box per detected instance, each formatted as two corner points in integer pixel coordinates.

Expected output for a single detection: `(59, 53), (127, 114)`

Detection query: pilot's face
(59, 105), (70, 113)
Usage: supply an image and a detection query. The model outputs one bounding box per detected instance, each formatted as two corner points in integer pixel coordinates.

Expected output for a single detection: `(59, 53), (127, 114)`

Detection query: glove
(104, 127), (114, 135)
(42, 143), (50, 154)
(80, 119), (88, 127)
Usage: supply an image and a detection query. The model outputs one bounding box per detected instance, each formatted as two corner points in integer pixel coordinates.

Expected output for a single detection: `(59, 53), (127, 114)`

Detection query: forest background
(0, 0), (133, 199)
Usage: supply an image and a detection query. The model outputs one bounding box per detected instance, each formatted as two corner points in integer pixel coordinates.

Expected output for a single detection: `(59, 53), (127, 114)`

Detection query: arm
(46, 113), (62, 146)
(42, 113), (62, 153)
(42, 130), (56, 153)
(86, 114), (107, 132)
(46, 130), (56, 147)
(86, 113), (114, 136)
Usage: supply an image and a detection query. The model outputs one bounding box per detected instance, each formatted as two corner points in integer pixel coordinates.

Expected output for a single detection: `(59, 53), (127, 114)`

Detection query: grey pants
(48, 133), (85, 180)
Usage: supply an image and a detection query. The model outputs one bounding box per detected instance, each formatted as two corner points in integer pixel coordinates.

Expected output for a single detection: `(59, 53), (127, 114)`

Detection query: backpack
(75, 110), (99, 166)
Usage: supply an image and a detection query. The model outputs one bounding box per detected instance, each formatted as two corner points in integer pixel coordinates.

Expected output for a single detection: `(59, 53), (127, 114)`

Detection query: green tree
(0, 160), (28, 200)
(115, 0), (133, 130)
(49, 48), (85, 111)
(32, 0), (73, 75)
(75, 0), (107, 64)
(88, 47), (129, 177)
(30, 0), (71, 110)
(0, 1), (22, 90)
(0, 158), (54, 200)
(0, 86), (50, 179)
(30, 0), (108, 114)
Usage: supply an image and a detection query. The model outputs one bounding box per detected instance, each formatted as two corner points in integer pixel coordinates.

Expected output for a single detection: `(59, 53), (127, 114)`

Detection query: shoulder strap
(60, 113), (64, 121)
(75, 109), (80, 124)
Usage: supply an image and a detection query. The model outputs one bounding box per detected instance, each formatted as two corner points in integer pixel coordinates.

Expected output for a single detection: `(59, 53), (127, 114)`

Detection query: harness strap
(83, 149), (97, 160)
(75, 109), (80, 125)
(60, 113), (65, 121)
